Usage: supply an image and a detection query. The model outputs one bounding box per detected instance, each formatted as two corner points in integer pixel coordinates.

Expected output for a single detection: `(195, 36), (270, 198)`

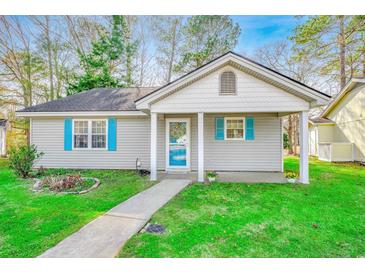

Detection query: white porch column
(150, 112), (157, 181)
(198, 112), (204, 182)
(299, 111), (309, 184)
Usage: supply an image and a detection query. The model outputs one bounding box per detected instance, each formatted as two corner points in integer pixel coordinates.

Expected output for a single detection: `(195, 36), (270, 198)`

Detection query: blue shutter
(245, 117), (255, 140)
(64, 118), (72, 151)
(215, 117), (224, 140)
(108, 118), (117, 151)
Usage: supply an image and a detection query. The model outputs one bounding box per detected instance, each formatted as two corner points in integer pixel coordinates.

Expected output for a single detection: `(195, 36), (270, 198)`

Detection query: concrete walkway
(39, 179), (191, 258)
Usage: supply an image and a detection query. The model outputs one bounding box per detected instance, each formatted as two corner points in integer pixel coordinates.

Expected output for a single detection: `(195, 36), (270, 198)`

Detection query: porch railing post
(299, 110), (309, 184)
(198, 112), (204, 182)
(150, 112), (157, 181)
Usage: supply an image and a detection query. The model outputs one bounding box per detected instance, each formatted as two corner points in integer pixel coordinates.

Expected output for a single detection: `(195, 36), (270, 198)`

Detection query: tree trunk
(125, 16), (133, 87)
(45, 16), (55, 101)
(338, 16), (347, 89)
(53, 46), (62, 98)
(363, 37), (365, 76)
(287, 115), (294, 155)
(25, 119), (30, 146)
(293, 114), (299, 156)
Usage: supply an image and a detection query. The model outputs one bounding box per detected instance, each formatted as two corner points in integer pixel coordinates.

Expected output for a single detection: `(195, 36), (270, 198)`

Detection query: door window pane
(169, 122), (187, 144)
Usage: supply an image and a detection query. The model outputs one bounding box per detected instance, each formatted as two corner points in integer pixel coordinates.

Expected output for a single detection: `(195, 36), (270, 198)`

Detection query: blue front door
(167, 120), (189, 168)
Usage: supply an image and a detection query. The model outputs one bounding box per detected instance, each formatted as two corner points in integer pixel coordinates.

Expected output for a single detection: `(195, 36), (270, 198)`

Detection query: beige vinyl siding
(151, 66), (310, 113)
(317, 125), (334, 143)
(31, 117), (151, 169)
(158, 113), (281, 171)
(331, 143), (353, 161)
(328, 86), (365, 162)
(204, 113), (281, 171)
(32, 112), (282, 171)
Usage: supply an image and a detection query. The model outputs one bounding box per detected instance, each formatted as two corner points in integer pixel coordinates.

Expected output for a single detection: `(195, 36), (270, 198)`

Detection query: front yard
(120, 157), (365, 258)
(1, 157), (364, 258)
(0, 158), (153, 257)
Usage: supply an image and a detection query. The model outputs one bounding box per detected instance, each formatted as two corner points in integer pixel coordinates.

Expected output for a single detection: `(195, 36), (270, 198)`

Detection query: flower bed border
(33, 177), (100, 194)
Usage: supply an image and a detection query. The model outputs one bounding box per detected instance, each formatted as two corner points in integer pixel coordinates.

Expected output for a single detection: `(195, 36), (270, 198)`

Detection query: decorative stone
(33, 179), (43, 191)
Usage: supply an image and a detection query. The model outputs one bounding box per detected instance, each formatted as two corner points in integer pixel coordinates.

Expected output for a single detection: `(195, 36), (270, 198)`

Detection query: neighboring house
(17, 52), (330, 183)
(0, 119), (7, 156)
(309, 78), (365, 163)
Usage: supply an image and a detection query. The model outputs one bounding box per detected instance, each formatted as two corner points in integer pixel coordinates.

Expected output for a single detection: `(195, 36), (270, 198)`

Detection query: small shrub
(35, 166), (46, 177)
(206, 171), (217, 178)
(8, 145), (44, 178)
(285, 171), (298, 179)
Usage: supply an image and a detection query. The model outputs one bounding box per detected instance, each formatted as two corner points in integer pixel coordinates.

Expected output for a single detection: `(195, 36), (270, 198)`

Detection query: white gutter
(16, 111), (148, 117)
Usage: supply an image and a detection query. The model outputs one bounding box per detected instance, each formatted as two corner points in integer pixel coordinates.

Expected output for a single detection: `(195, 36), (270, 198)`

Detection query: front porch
(149, 111), (309, 184)
(158, 171), (286, 183)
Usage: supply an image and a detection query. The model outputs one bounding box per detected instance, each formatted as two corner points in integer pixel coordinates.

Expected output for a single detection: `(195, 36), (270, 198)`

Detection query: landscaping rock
(33, 179), (43, 191)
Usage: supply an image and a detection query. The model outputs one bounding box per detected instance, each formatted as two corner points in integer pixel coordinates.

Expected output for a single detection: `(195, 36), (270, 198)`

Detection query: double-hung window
(74, 121), (89, 148)
(92, 121), (106, 148)
(224, 117), (245, 140)
(73, 120), (107, 149)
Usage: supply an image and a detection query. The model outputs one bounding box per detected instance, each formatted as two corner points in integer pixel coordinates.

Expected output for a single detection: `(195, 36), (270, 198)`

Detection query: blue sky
(232, 15), (307, 55)
(15, 15), (306, 57)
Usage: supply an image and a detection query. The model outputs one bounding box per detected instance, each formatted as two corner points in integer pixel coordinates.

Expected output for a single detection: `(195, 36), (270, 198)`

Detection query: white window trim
(224, 117), (245, 141)
(219, 70), (237, 95)
(72, 119), (108, 150)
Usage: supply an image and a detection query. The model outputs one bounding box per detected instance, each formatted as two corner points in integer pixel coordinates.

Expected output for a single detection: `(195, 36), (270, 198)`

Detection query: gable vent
(220, 71), (236, 95)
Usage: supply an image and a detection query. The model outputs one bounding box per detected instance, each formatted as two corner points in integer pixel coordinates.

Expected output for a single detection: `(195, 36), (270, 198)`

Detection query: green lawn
(0, 158), (153, 258)
(120, 157), (365, 258)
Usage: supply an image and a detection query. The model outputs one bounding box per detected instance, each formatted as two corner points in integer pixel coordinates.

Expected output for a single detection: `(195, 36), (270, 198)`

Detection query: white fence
(318, 142), (354, 162)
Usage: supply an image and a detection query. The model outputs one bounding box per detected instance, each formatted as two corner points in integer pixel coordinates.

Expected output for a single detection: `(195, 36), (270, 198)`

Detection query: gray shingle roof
(309, 117), (335, 124)
(0, 119), (7, 127)
(17, 87), (158, 112)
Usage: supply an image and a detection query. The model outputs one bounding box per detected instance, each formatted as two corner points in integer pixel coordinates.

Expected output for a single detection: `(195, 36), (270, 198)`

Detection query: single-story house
(17, 52), (331, 183)
(309, 77), (365, 163)
(0, 119), (7, 156)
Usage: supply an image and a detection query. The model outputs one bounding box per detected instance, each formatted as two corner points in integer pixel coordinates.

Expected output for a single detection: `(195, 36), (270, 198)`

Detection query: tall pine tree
(291, 16), (357, 89)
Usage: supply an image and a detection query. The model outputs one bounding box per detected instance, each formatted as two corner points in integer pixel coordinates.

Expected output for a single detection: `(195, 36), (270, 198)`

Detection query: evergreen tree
(67, 16), (137, 94)
(291, 16), (358, 89)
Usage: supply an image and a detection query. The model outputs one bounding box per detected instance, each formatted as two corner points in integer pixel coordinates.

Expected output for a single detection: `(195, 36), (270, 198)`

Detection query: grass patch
(120, 157), (365, 258)
(0, 158), (153, 257)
